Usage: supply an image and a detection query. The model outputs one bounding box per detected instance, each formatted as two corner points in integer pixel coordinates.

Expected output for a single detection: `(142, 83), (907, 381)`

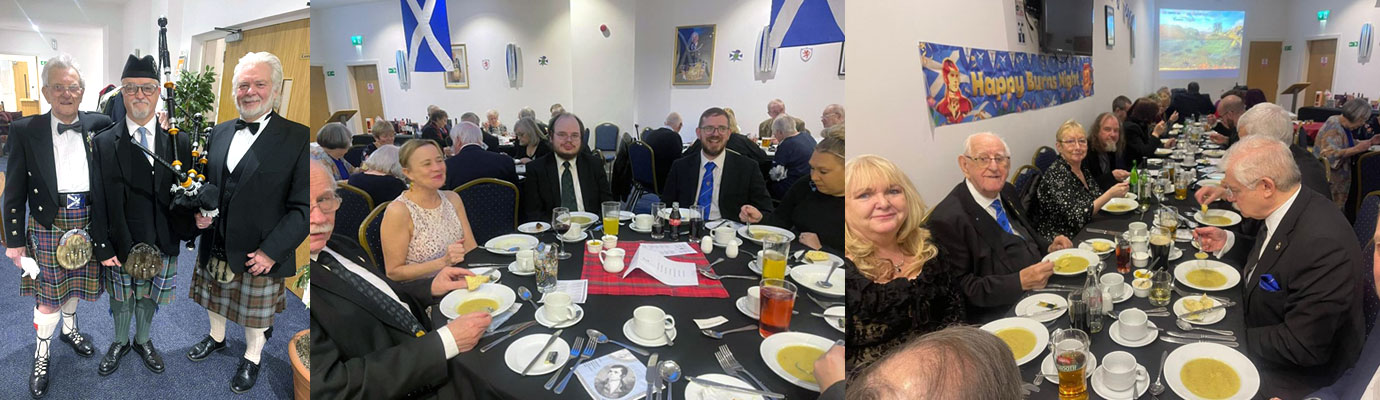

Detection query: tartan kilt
(19, 207), (104, 308)
(105, 253), (179, 305)
(189, 257), (286, 328)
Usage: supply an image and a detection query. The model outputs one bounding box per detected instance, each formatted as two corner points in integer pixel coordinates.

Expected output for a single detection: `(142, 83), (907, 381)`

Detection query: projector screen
(1157, 9), (1245, 79)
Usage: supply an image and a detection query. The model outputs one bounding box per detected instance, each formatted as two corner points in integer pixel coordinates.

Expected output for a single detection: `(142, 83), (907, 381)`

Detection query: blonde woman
(380, 140), (478, 288)
(1031, 120), (1129, 240)
(843, 155), (964, 373)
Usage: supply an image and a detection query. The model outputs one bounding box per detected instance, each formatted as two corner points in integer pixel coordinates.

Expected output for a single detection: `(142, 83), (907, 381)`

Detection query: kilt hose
(19, 206), (103, 308)
(105, 252), (179, 305)
(189, 257), (286, 329)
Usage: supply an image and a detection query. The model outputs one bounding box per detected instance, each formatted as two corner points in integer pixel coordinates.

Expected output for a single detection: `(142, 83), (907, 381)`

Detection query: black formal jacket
(1212, 122), (1240, 146)
(1222, 188), (1365, 399)
(195, 112), (309, 277)
(928, 182), (1050, 322)
(89, 119), (197, 261)
(642, 128), (684, 190)
(1122, 120), (1159, 166)
(1291, 144), (1331, 199)
(420, 124), (451, 149)
(481, 132), (501, 153)
(661, 150), (773, 223)
(442, 145), (518, 191)
(507, 140), (551, 161)
(311, 235), (503, 400)
(1081, 148), (1129, 191)
(683, 133), (771, 179)
(3, 112), (112, 249)
(1166, 91), (1216, 120)
(520, 151), (613, 222)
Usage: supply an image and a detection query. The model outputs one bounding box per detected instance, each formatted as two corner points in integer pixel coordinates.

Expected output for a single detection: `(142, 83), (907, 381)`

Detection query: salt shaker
(700, 236), (714, 254)
(724, 240), (739, 258)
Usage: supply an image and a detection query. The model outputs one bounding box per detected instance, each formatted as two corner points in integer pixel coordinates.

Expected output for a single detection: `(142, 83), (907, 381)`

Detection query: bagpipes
(148, 16), (220, 217)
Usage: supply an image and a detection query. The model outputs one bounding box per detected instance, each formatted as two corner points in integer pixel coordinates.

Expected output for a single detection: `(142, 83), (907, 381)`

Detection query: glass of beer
(602, 201), (621, 236)
(1149, 269), (1173, 306)
(760, 138), (772, 148)
(758, 278), (797, 337)
(1149, 232), (1173, 271)
(759, 235), (789, 280)
(1050, 328), (1091, 399)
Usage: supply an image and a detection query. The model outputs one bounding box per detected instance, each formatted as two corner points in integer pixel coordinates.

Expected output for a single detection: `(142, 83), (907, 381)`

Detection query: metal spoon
(517, 286), (540, 310)
(586, 328), (650, 356)
(658, 360), (681, 400)
(1150, 350), (1168, 396)
(1175, 319), (1235, 337)
(701, 324), (757, 339)
(816, 262), (841, 288)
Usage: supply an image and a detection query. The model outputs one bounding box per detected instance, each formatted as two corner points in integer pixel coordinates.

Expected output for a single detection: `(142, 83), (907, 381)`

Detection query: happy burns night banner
(920, 42), (1094, 127)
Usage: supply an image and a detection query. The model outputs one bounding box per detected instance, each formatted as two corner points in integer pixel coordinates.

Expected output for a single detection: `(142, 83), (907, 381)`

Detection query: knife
(1164, 330), (1236, 341)
(481, 321), (536, 352)
(1180, 301), (1236, 319)
(522, 330), (563, 376)
(465, 263), (510, 267)
(684, 376), (788, 398)
(1035, 301), (1060, 310)
(1085, 228), (1122, 236)
(1159, 336), (1238, 347)
(646, 353), (659, 400)
(483, 320), (536, 339)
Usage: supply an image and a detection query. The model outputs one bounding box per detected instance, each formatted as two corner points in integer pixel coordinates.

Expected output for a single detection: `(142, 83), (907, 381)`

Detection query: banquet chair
(1012, 165), (1041, 199)
(1357, 191), (1380, 246)
(1032, 146), (1058, 171)
(334, 183), (375, 244)
(1355, 153), (1380, 217)
(454, 178), (520, 243)
(343, 145), (367, 167)
(359, 201), (392, 273)
(1363, 238), (1378, 335)
(626, 140), (657, 211)
(595, 123), (620, 164)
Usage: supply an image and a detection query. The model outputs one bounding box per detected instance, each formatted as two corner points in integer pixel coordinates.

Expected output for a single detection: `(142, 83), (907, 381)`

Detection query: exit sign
(326, 70), (335, 77)
(1317, 10), (1330, 21)
(1350, 41), (1360, 47)
(1284, 45), (1293, 51)
(350, 35), (362, 46)
(388, 67), (397, 74)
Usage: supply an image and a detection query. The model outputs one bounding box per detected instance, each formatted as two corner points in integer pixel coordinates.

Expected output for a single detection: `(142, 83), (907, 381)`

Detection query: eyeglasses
(963, 155), (1011, 165)
(45, 85), (82, 94)
(236, 81), (271, 93)
(122, 84), (159, 96)
(1058, 139), (1088, 146)
(313, 194), (341, 213)
(552, 132), (581, 142)
(699, 126), (730, 134)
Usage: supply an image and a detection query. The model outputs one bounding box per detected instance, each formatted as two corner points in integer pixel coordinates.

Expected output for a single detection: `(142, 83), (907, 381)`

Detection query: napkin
(694, 316), (727, 329)
(564, 222), (584, 240)
(486, 303), (522, 332)
(19, 257), (39, 279)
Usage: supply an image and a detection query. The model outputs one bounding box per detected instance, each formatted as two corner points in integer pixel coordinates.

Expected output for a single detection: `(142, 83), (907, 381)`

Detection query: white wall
(1153, 0), (1290, 99)
(848, 0), (1157, 205)
(0, 1), (125, 113)
(1277, 0), (1380, 102)
(571, 0), (636, 136)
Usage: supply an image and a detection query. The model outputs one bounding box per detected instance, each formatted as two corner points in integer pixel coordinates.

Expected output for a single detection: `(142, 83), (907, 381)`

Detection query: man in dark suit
(1194, 137), (1365, 398)
(89, 54), (199, 378)
(521, 112), (613, 222)
(1207, 95), (1245, 146)
(183, 52), (310, 393)
(662, 107), (773, 223)
(1166, 82), (1216, 121)
(643, 112), (687, 191)
(3, 54), (111, 398)
(1198, 102), (1331, 203)
(766, 114), (817, 200)
(443, 121), (518, 190)
(308, 162), (501, 399)
(756, 99), (806, 140)
(928, 132), (1071, 323)
(461, 112), (502, 153)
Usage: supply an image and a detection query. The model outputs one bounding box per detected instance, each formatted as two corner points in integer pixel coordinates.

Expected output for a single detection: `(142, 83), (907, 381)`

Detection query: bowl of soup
(440, 282), (516, 319)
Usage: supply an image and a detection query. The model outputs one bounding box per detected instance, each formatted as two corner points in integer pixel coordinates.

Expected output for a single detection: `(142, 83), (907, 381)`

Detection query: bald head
(1219, 95), (1246, 125)
(851, 326), (1023, 400)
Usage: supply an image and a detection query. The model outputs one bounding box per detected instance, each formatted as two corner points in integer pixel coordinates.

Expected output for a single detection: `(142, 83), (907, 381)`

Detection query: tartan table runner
(579, 241), (729, 298)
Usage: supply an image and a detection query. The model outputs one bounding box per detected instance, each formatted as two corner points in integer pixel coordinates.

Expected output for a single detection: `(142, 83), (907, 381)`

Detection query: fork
(718, 345), (778, 398)
(701, 325), (757, 339)
(806, 293), (843, 309)
(554, 335), (598, 394)
(696, 268), (758, 281)
(1172, 286), (1230, 304)
(545, 337), (584, 389)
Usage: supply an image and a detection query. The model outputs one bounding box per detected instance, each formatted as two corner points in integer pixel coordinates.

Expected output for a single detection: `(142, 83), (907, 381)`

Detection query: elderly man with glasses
(3, 54), (113, 398)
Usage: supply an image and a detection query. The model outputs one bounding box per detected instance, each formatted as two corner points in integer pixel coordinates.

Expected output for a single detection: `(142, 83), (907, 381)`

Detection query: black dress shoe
(30, 356), (48, 398)
(58, 331), (95, 357)
(130, 341), (164, 373)
(186, 336), (226, 361)
(230, 358), (260, 394)
(98, 342), (130, 376)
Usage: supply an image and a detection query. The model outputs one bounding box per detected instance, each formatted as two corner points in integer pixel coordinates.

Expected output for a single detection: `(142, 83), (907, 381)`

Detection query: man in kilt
(186, 51), (308, 393)
(89, 54), (198, 377)
(4, 54), (112, 398)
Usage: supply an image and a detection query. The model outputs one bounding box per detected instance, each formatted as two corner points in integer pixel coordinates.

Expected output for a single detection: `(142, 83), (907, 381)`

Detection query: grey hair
(849, 326), (1023, 400)
(311, 159), (336, 189)
(454, 121), (483, 146)
(1237, 103), (1293, 143)
(371, 116), (395, 137)
(315, 122), (352, 150)
(514, 117), (545, 142)
(486, 109), (499, 119)
(1341, 99), (1374, 125)
(768, 98), (785, 109)
(361, 144), (405, 179)
(771, 114), (799, 135)
(1221, 136), (1301, 191)
(232, 52), (285, 107)
(459, 112), (480, 125)
(824, 104), (845, 119)
(961, 132), (1011, 157)
(42, 54), (84, 88)
(665, 112), (682, 127)
(518, 107), (536, 120)
(550, 103), (565, 115)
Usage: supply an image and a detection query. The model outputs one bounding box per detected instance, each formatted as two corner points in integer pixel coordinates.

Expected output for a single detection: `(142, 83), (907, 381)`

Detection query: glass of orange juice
(759, 235), (789, 280)
(602, 201), (620, 236)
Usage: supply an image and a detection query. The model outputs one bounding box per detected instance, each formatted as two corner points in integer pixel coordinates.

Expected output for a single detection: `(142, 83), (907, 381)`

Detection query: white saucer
(517, 221), (550, 234)
(502, 333), (571, 376)
(824, 306), (844, 333)
(747, 260), (793, 277)
(1108, 320), (1159, 348)
(622, 318), (677, 347)
(736, 296), (760, 320)
(618, 211), (635, 221)
(1109, 283), (1133, 303)
(1090, 364), (1150, 399)
(628, 224), (653, 233)
(534, 304), (584, 328)
(713, 237), (744, 247)
(507, 261), (536, 277)
(558, 231), (589, 243)
(1039, 350), (1097, 384)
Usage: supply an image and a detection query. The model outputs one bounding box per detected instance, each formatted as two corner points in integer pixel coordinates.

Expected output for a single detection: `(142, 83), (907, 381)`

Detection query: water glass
(649, 202), (666, 239)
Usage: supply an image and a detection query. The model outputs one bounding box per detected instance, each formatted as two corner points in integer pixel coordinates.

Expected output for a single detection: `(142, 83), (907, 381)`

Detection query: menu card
(574, 349), (658, 400)
(621, 250), (698, 286)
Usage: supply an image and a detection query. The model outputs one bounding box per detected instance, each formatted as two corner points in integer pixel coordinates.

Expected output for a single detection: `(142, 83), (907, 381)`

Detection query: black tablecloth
(1020, 186), (1252, 399)
(433, 226), (843, 399)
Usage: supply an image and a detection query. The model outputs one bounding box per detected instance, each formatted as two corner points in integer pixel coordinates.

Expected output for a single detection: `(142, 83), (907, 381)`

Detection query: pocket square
(1258, 274), (1281, 292)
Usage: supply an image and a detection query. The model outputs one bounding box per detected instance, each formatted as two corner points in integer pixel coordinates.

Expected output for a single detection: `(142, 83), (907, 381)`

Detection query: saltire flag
(769, 0), (844, 48)
(401, 0), (455, 72)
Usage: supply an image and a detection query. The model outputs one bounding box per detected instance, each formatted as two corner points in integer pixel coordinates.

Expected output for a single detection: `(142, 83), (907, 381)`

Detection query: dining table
(432, 220), (845, 399)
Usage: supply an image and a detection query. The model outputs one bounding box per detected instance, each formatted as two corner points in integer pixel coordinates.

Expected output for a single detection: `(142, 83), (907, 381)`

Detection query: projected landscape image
(1158, 9), (1244, 71)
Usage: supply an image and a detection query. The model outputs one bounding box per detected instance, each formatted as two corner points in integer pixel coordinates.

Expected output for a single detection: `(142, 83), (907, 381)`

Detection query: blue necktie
(697, 162), (716, 216)
(137, 127), (153, 165)
(991, 199), (1014, 234)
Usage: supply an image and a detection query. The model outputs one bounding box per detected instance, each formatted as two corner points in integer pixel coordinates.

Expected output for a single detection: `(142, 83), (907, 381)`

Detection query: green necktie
(560, 160), (578, 210)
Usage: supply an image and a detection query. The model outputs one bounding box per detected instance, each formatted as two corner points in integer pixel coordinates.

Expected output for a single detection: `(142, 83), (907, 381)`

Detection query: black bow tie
(235, 120), (260, 134)
(56, 122), (82, 134)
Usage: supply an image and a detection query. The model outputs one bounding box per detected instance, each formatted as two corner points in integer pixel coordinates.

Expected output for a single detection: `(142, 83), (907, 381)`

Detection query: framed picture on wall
(445, 44), (469, 89)
(673, 24), (715, 85)
(838, 43), (845, 75)
(1105, 6), (1115, 47)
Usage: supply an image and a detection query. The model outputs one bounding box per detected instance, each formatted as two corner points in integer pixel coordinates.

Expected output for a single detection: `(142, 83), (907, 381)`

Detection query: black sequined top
(844, 252), (965, 374)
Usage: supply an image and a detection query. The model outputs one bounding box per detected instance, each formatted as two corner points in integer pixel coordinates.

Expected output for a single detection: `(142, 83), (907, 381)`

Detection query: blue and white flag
(769, 0), (844, 48)
(401, 0), (454, 72)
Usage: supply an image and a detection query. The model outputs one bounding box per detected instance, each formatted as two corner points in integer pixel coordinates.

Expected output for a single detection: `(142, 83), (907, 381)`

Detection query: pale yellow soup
(995, 328), (1037, 360)
(1186, 269), (1227, 288)
(1054, 255), (1088, 273)
(456, 298), (499, 315)
(1181, 358), (1240, 399)
(777, 345), (825, 383)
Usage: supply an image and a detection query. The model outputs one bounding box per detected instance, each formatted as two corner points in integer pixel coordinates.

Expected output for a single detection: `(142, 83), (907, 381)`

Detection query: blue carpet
(0, 157), (308, 399)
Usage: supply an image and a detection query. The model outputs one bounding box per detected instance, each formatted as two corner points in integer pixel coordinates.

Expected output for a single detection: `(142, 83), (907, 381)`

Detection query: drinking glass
(552, 207), (572, 260)
(535, 242), (559, 293)
(687, 204), (707, 241)
(649, 202), (666, 239)
(1150, 231), (1173, 271)
(758, 279), (796, 337)
(1050, 329), (1091, 399)
(1115, 237), (1132, 274)
(602, 201), (621, 236)
(1149, 269), (1173, 306)
(759, 235), (789, 280)
(1068, 288), (1102, 334)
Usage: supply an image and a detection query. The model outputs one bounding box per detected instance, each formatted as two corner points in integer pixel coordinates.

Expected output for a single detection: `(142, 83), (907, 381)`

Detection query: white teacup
(1132, 251), (1149, 268)
(713, 226), (735, 244)
(600, 248), (626, 273)
(585, 239), (602, 254)
(746, 286), (761, 314)
(602, 235), (618, 250)
(543, 292), (578, 322)
(632, 306), (675, 341)
(1101, 351), (1140, 391)
(515, 249), (535, 273)
(1118, 308), (1149, 341)
(633, 214), (654, 230)
(1100, 273), (1125, 298)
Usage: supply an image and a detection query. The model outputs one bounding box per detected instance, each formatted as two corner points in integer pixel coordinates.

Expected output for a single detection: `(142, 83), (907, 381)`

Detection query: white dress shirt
(966, 179), (1021, 238)
(314, 248), (459, 359)
(125, 116), (158, 166)
(49, 114), (90, 192)
(227, 113), (270, 171)
(695, 151), (726, 220)
(558, 155), (587, 212)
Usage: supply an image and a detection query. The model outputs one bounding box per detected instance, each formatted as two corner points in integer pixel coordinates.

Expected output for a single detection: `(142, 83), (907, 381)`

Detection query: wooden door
(349, 64), (384, 130)
(216, 18), (311, 125)
(12, 61), (31, 101)
(310, 66), (328, 138)
(1246, 41), (1282, 103)
(1305, 39), (1337, 103)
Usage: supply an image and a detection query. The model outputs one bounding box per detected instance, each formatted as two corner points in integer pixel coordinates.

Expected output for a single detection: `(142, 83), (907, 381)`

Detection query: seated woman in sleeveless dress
(380, 139), (479, 291)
